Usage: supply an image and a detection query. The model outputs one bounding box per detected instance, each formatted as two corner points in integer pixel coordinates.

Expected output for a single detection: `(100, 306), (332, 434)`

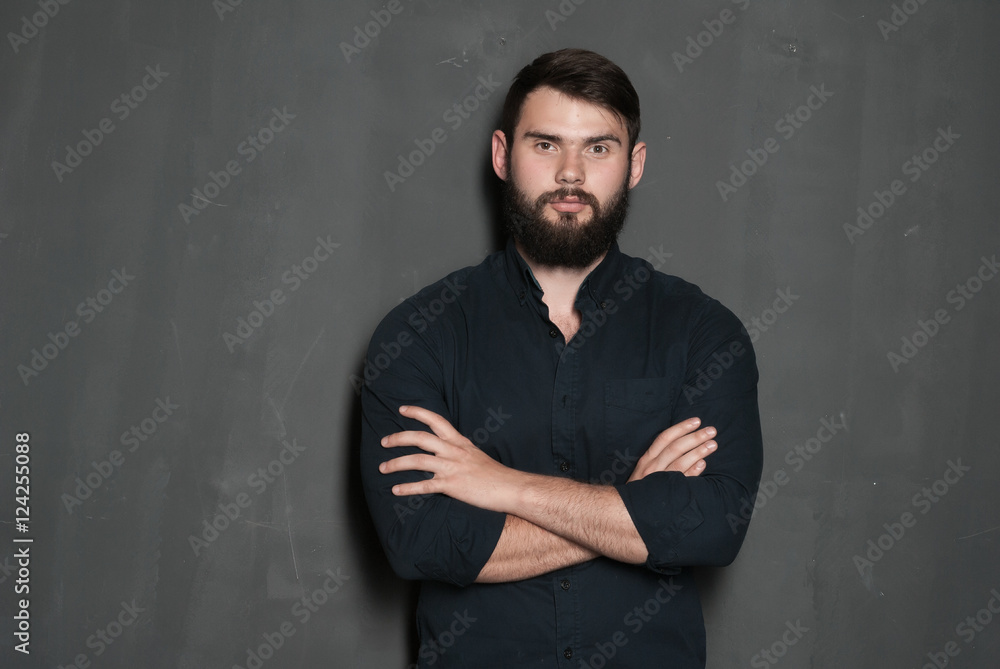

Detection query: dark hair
(500, 48), (641, 152)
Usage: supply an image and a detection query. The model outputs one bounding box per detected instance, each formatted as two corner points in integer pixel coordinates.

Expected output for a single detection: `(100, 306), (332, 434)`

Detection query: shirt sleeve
(359, 301), (507, 586)
(614, 297), (763, 574)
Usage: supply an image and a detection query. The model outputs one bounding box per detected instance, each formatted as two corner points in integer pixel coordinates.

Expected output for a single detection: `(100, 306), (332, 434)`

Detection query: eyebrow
(522, 131), (622, 146)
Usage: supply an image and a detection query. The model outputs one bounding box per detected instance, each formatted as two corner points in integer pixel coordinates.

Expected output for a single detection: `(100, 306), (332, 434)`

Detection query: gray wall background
(2, 0), (998, 667)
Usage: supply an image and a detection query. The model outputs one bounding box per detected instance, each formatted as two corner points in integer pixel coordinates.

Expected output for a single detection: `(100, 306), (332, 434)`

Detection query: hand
(627, 417), (717, 482)
(379, 405), (523, 512)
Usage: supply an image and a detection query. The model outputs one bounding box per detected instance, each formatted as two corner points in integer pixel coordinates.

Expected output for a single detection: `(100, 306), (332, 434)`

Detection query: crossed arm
(378, 405), (718, 583)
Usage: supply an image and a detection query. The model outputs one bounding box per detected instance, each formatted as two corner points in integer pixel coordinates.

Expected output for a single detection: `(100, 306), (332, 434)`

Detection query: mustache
(537, 188), (599, 208)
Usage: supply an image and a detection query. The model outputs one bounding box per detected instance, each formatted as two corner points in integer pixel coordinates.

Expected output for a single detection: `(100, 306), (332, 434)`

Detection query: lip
(549, 198), (588, 213)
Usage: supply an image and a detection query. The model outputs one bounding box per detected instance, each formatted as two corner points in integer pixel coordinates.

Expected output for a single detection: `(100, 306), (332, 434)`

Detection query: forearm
(475, 514), (598, 583)
(379, 405), (651, 570)
(508, 472), (648, 565)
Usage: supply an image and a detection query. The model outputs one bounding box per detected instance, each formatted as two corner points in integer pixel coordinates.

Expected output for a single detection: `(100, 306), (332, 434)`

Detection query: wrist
(505, 470), (547, 518)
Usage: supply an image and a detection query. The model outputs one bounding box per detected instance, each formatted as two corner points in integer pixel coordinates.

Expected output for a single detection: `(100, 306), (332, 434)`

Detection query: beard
(501, 165), (631, 270)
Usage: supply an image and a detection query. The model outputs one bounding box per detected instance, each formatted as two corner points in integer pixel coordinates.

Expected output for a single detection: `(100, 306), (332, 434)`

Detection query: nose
(556, 150), (584, 186)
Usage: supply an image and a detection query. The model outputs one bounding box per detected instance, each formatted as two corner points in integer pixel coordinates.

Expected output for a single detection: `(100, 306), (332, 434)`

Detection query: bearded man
(360, 48), (763, 668)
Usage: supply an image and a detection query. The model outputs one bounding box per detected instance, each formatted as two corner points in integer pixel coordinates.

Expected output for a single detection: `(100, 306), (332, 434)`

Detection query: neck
(515, 240), (606, 318)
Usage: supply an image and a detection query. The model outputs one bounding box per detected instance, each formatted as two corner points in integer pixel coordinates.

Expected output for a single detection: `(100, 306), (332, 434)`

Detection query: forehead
(516, 86), (627, 140)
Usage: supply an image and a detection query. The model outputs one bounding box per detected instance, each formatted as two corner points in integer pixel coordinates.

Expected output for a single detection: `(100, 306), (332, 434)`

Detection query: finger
(379, 453), (440, 475)
(641, 424), (715, 470)
(682, 459), (707, 477)
(381, 430), (444, 452)
(643, 418), (703, 460)
(641, 439), (717, 478)
(627, 462), (652, 483)
(391, 479), (439, 497)
(632, 427), (712, 478)
(652, 425), (717, 463)
(398, 405), (463, 441)
(660, 439), (716, 474)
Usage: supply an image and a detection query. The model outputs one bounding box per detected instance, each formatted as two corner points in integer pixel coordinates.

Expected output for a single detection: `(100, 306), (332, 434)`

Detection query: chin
(549, 212), (593, 227)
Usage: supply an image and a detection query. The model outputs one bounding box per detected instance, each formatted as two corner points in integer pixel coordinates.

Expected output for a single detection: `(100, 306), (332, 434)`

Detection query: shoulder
(372, 250), (501, 339)
(616, 249), (743, 335)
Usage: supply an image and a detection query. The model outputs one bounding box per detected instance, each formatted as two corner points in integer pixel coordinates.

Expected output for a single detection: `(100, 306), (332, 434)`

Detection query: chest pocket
(602, 377), (680, 482)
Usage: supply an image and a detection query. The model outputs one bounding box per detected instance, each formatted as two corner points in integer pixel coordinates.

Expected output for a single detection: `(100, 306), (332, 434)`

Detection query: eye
(536, 141), (553, 151)
(591, 145), (608, 155)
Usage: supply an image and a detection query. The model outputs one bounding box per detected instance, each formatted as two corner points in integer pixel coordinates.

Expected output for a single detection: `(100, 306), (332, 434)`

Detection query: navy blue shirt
(360, 239), (763, 668)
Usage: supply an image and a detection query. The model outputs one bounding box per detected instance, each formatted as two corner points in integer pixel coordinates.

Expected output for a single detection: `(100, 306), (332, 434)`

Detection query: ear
(628, 141), (647, 189)
(491, 129), (510, 181)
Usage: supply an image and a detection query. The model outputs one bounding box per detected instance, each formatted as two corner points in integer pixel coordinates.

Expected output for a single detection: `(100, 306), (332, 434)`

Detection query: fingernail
(706, 441), (717, 450)
(691, 418), (701, 426)
(706, 427), (716, 437)
(379, 462), (386, 472)
(381, 437), (387, 446)
(399, 405), (409, 413)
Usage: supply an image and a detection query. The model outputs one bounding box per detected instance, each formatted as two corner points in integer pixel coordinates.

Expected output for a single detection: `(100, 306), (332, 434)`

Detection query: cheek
(591, 163), (631, 196)
(590, 176), (620, 201)
(516, 162), (548, 188)
(511, 166), (548, 199)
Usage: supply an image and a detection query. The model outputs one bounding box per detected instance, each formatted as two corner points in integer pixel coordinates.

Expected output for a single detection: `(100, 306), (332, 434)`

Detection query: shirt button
(560, 579), (571, 590)
(549, 328), (558, 338)
(560, 461), (570, 472)
(563, 648), (573, 659)
(600, 301), (607, 309)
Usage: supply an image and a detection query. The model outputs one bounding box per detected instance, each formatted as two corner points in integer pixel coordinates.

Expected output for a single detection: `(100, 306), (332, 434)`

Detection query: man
(360, 48), (763, 668)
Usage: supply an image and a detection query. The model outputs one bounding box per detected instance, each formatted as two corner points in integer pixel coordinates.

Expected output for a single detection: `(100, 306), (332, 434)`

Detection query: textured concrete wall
(1, 1), (998, 667)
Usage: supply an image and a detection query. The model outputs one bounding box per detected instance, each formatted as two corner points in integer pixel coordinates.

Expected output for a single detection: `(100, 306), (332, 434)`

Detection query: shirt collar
(503, 237), (625, 310)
